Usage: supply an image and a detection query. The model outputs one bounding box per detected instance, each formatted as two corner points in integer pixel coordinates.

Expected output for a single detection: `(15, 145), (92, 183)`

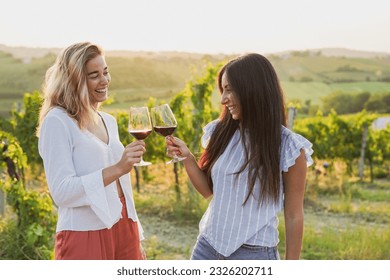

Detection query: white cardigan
(38, 107), (143, 238)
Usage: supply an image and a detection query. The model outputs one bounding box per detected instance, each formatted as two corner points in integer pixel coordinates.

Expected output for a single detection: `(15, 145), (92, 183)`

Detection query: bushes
(0, 131), (56, 260)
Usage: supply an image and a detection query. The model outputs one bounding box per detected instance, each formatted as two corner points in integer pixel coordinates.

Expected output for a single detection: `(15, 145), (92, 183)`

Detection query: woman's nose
(101, 74), (110, 85)
(221, 92), (228, 105)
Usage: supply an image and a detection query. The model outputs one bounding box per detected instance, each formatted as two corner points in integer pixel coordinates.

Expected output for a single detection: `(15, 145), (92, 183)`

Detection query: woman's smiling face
(220, 72), (241, 120)
(86, 55), (111, 108)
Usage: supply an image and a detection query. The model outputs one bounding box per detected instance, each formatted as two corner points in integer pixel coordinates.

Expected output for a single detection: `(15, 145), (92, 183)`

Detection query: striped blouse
(198, 120), (314, 257)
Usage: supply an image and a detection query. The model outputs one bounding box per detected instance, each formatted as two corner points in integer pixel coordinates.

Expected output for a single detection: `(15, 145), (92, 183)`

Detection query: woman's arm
(39, 115), (145, 206)
(282, 149), (307, 260)
(166, 136), (212, 199)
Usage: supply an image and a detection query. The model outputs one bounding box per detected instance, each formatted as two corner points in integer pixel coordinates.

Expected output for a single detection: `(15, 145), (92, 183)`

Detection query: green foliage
(0, 131), (27, 178)
(0, 131), (56, 260)
(188, 63), (220, 154)
(2, 91), (43, 168)
(294, 111), (387, 178)
(364, 93), (390, 113)
(366, 123), (390, 178)
(321, 91), (390, 115)
(169, 62), (221, 156)
(169, 63), (220, 198)
(0, 180), (56, 259)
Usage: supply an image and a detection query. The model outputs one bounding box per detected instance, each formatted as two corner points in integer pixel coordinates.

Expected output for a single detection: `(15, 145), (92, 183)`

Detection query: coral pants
(54, 196), (142, 260)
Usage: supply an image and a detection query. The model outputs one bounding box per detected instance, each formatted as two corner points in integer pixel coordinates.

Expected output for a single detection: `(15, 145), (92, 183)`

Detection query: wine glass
(151, 104), (186, 164)
(128, 106), (152, 166)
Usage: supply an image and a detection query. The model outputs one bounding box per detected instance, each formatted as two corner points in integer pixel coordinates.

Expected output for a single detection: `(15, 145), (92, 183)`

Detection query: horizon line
(0, 43), (389, 58)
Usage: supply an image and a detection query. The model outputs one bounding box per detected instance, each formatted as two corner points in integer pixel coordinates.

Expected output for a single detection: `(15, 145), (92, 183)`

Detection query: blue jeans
(191, 235), (280, 260)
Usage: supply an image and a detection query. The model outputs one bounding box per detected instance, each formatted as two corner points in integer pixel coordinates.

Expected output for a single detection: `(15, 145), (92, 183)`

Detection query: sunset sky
(1, 0), (389, 54)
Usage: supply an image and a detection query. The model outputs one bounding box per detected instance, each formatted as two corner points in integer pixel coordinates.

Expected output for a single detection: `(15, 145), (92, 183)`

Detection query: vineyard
(0, 60), (389, 260)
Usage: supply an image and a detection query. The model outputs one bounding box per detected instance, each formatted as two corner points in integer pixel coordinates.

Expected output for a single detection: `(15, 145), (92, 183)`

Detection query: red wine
(129, 129), (152, 140)
(154, 126), (176, 136)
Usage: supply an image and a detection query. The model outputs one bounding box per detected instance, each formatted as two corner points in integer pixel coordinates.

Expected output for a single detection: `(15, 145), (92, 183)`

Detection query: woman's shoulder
(281, 125), (311, 145)
(44, 107), (70, 123)
(203, 119), (219, 132)
(281, 125), (293, 136)
(201, 119), (219, 148)
(39, 107), (72, 137)
(281, 125), (311, 141)
(46, 106), (66, 116)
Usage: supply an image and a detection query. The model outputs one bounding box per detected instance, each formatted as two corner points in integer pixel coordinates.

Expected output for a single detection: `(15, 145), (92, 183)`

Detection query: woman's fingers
(126, 140), (145, 149)
(165, 136), (189, 158)
(121, 141), (147, 165)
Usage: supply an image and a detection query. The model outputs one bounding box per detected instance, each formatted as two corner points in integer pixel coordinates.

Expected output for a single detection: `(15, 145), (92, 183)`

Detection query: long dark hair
(199, 53), (286, 204)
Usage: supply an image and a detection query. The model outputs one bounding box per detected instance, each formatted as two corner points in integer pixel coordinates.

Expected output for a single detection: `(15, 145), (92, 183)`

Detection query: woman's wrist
(182, 153), (196, 165)
(114, 162), (128, 177)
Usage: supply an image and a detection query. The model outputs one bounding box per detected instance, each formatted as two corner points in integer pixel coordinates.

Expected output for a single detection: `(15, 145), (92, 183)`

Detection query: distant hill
(272, 48), (390, 59)
(0, 44), (60, 59)
(1, 44), (389, 59)
(0, 44), (230, 61)
(311, 48), (389, 58)
(1, 44), (390, 117)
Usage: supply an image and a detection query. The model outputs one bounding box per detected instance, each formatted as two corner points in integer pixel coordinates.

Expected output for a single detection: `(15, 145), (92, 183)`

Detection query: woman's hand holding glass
(116, 140), (146, 174)
(165, 136), (192, 161)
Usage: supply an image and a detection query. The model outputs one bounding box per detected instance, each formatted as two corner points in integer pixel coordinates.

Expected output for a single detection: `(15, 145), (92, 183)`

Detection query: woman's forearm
(102, 164), (126, 187)
(284, 214), (304, 259)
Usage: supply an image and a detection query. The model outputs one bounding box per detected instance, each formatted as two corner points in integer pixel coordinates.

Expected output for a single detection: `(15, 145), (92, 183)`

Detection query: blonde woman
(37, 42), (145, 260)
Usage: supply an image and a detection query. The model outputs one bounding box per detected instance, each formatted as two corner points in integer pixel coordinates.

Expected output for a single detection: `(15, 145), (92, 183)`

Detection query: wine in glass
(128, 106), (152, 166)
(151, 104), (186, 164)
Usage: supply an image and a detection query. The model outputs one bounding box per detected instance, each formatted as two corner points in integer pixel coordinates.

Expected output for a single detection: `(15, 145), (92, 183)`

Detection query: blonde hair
(38, 42), (104, 134)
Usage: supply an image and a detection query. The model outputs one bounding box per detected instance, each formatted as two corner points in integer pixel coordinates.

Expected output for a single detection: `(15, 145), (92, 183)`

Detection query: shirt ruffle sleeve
(81, 170), (121, 229)
(201, 120), (219, 148)
(281, 130), (314, 172)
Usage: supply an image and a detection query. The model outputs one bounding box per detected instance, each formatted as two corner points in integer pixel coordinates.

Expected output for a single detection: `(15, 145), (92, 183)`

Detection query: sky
(1, 0), (390, 55)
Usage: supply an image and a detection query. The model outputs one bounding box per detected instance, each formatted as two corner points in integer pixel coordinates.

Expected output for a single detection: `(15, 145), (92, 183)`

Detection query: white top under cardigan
(198, 120), (313, 257)
(38, 107), (143, 238)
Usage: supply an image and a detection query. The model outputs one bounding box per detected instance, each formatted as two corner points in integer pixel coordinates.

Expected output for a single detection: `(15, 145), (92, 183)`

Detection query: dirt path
(138, 213), (199, 259)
